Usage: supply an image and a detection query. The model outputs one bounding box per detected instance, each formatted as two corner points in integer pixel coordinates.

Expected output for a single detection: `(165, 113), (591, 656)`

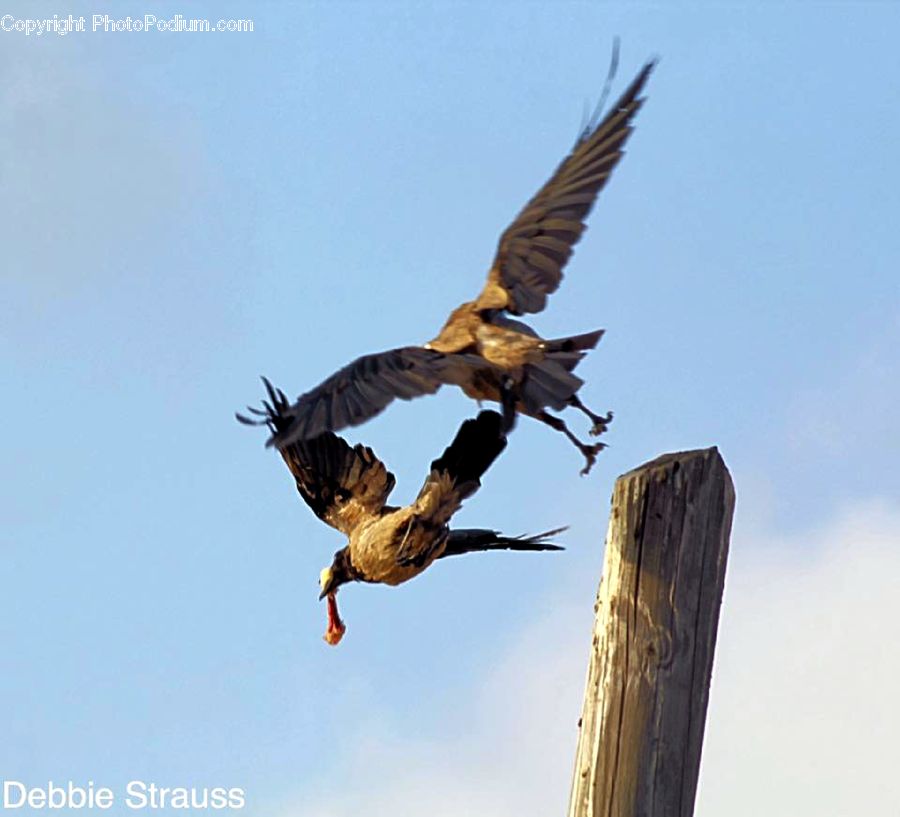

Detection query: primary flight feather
(239, 58), (655, 474)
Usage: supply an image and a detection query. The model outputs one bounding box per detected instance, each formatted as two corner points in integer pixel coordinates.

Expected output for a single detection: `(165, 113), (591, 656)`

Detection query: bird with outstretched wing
(239, 57), (655, 475)
(249, 380), (564, 644)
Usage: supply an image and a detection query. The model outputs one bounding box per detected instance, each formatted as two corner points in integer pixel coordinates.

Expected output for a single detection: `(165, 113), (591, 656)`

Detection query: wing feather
(236, 378), (394, 536)
(281, 432), (395, 537)
(475, 59), (655, 316)
(267, 346), (455, 449)
(396, 410), (508, 567)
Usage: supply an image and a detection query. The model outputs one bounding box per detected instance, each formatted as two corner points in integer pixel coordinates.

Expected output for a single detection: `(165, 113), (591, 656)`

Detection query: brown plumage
(250, 380), (564, 644)
(239, 58), (655, 474)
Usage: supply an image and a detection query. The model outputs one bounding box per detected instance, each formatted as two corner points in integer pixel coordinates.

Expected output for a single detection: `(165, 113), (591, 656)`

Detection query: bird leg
(536, 411), (606, 476)
(567, 395), (614, 437)
(323, 592), (346, 646)
(499, 375), (519, 433)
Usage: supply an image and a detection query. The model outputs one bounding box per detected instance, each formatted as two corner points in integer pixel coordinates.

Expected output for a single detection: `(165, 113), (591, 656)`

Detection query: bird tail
(441, 526), (567, 558)
(519, 361), (583, 413)
(542, 328), (605, 371)
(515, 328), (604, 413)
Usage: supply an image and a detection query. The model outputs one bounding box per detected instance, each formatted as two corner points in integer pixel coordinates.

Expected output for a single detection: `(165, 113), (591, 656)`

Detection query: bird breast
(349, 511), (446, 586)
(426, 302), (544, 370)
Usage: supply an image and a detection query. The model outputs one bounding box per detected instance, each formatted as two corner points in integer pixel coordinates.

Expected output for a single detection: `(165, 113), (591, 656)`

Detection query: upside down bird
(250, 381), (564, 644)
(239, 58), (655, 475)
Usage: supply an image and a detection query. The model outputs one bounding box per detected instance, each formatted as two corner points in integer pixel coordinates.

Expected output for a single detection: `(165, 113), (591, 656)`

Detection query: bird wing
(266, 346), (466, 450)
(281, 431), (396, 537)
(474, 59), (656, 316)
(396, 410), (508, 566)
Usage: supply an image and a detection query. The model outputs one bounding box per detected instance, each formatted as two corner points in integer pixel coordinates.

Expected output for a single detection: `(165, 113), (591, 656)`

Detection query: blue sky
(2, 3), (899, 815)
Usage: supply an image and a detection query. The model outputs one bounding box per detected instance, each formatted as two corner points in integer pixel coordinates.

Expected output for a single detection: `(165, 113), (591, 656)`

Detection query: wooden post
(567, 447), (735, 817)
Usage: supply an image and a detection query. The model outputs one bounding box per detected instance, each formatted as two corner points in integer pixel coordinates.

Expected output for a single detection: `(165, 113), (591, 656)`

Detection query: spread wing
(262, 347), (466, 450)
(282, 431), (396, 537)
(236, 378), (395, 536)
(396, 410), (508, 567)
(475, 59), (656, 316)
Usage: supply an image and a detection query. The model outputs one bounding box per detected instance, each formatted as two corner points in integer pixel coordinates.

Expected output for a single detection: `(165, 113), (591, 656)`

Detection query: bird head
(318, 554), (352, 599)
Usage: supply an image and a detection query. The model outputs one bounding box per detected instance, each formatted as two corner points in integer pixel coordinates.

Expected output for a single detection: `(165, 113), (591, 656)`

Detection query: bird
(248, 379), (564, 645)
(239, 56), (655, 475)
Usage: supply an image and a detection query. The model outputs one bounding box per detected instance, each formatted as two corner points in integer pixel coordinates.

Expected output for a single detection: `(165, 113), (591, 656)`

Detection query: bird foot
(578, 442), (608, 477)
(499, 375), (518, 433)
(588, 410), (614, 437)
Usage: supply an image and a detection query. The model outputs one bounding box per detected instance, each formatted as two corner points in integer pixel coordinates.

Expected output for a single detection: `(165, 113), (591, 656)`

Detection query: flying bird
(250, 380), (564, 645)
(239, 58), (655, 474)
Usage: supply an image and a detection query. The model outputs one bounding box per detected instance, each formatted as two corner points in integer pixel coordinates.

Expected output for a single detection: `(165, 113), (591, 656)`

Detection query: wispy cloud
(0, 43), (203, 297)
(698, 497), (900, 816)
(0, 37), (255, 388)
(278, 498), (900, 817)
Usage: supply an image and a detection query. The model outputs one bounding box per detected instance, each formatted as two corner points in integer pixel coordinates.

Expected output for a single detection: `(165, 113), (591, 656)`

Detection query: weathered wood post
(567, 447), (734, 817)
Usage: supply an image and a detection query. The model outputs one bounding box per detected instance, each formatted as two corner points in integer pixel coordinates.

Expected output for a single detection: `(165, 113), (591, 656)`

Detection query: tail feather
(547, 349), (588, 374)
(441, 526), (567, 558)
(521, 361), (584, 413)
(516, 328), (604, 412)
(543, 329), (604, 374)
(543, 328), (605, 355)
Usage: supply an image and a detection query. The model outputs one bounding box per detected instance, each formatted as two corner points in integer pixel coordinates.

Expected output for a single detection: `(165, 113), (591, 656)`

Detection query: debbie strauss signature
(2, 780), (246, 810)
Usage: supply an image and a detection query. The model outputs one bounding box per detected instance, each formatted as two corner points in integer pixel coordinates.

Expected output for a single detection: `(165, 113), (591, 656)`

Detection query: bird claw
(578, 442), (608, 476)
(588, 410), (614, 437)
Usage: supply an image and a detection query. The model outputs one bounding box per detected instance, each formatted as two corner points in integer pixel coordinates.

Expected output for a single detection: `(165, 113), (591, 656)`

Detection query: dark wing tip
(488, 56), (656, 317)
(265, 346), (452, 450)
(235, 411), (264, 426)
(235, 376), (295, 441)
(577, 37), (622, 145)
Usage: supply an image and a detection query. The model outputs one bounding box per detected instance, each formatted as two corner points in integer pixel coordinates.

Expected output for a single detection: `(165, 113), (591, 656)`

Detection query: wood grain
(567, 447), (735, 817)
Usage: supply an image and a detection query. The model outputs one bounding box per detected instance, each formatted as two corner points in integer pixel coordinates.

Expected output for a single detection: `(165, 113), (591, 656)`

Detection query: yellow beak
(318, 566), (334, 600)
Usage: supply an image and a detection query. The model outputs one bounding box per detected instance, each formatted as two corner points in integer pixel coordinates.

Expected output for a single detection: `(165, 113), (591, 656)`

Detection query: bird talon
(588, 410), (614, 437)
(579, 449), (596, 476)
(578, 442), (607, 476)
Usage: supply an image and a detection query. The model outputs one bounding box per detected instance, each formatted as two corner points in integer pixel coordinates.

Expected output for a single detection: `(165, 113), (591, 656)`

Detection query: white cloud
(279, 600), (587, 817)
(278, 497), (900, 817)
(697, 498), (900, 817)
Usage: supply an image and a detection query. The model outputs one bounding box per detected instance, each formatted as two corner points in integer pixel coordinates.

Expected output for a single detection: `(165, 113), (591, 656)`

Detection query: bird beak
(318, 566), (335, 600)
